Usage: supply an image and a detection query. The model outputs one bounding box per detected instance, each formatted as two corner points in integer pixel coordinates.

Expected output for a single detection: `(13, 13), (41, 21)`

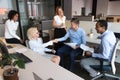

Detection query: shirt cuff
(92, 53), (95, 57)
(17, 37), (20, 40)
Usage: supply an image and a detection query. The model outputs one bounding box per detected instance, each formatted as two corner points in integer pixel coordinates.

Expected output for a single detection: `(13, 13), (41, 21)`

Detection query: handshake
(51, 39), (59, 43)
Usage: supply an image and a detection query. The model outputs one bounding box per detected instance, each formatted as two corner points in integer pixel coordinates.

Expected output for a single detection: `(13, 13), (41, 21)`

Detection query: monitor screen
(0, 40), (9, 55)
(114, 32), (120, 39)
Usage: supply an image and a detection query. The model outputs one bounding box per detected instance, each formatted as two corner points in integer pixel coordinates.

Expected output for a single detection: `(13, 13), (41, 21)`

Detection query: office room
(0, 0), (120, 80)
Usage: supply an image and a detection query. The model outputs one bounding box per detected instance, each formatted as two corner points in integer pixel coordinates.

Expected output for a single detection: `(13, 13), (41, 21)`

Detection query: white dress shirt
(92, 30), (116, 61)
(5, 19), (20, 40)
(54, 15), (66, 28)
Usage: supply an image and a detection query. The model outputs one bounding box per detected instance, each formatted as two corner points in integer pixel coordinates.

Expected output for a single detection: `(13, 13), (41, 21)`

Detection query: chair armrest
(95, 57), (109, 61)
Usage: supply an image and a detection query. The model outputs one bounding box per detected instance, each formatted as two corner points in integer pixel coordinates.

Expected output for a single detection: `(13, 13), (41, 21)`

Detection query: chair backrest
(25, 40), (30, 48)
(110, 39), (120, 74)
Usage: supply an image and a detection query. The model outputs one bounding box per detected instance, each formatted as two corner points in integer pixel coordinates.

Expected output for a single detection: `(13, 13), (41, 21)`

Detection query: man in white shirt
(80, 20), (116, 77)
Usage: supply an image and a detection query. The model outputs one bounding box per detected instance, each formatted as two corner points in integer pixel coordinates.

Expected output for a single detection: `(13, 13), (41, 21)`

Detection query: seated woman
(5, 10), (24, 44)
(27, 27), (60, 64)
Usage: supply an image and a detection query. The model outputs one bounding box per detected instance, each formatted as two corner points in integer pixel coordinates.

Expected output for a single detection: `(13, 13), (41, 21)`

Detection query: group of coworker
(4, 6), (116, 78)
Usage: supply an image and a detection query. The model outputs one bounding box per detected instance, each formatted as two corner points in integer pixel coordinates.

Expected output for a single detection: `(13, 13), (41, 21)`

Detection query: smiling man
(55, 18), (86, 71)
(80, 20), (116, 77)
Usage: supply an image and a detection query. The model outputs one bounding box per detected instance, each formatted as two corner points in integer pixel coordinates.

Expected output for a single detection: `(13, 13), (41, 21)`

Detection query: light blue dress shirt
(58, 27), (86, 46)
(92, 30), (116, 61)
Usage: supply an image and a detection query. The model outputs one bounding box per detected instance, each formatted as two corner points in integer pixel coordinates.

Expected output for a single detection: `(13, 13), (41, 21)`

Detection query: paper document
(80, 44), (94, 53)
(64, 43), (77, 49)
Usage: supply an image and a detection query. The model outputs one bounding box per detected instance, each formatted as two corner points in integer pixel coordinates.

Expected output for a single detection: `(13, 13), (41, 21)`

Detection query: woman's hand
(20, 39), (24, 44)
(52, 50), (56, 54)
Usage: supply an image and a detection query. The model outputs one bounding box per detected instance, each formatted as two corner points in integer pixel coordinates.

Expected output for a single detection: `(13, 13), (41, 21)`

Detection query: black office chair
(91, 39), (120, 80)
(25, 40), (30, 48)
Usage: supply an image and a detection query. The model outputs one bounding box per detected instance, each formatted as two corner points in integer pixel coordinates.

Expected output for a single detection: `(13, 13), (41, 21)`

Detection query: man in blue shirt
(55, 18), (86, 71)
(80, 20), (116, 77)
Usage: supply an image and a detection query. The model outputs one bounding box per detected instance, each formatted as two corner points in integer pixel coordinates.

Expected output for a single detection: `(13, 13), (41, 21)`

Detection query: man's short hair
(71, 18), (79, 25)
(97, 20), (108, 30)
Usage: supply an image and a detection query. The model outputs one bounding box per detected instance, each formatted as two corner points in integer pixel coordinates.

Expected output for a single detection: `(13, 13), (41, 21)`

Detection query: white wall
(96, 0), (109, 16)
(72, 0), (85, 16)
(72, 0), (120, 17)
(0, 0), (12, 9)
(96, 0), (120, 16)
(0, 0), (16, 23)
(107, 1), (120, 15)
(84, 0), (92, 16)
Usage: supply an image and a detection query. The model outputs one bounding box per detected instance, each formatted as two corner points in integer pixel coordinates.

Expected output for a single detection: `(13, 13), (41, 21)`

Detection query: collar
(101, 30), (108, 38)
(10, 19), (17, 23)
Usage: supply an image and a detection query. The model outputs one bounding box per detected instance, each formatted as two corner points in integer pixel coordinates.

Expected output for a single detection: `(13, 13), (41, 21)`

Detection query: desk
(86, 36), (120, 63)
(86, 36), (101, 45)
(0, 44), (84, 80)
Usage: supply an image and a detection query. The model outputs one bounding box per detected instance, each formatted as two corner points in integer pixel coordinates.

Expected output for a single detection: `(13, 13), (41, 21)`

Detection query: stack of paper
(64, 43), (77, 49)
(80, 44), (94, 53)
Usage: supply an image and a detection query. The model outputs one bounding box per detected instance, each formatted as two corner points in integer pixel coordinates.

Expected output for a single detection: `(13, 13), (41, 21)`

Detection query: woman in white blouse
(27, 27), (60, 64)
(52, 6), (66, 51)
(5, 10), (23, 44)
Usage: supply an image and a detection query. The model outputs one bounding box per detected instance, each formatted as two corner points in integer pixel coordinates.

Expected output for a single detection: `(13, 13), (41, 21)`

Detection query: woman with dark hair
(52, 6), (66, 51)
(5, 10), (23, 44)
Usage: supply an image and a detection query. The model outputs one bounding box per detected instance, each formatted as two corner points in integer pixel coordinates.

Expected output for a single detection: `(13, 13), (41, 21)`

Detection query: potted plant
(0, 53), (25, 80)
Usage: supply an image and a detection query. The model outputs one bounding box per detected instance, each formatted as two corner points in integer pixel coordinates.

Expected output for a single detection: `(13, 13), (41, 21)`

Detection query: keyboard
(7, 45), (13, 49)
(10, 52), (32, 63)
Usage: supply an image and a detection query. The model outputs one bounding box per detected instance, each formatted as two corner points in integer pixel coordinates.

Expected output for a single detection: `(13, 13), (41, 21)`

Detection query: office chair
(25, 40), (30, 48)
(91, 39), (120, 80)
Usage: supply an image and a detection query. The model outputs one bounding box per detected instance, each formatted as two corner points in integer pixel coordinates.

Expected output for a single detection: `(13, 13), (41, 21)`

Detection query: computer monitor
(114, 32), (120, 39)
(0, 40), (9, 55)
(0, 40), (9, 63)
(0, 40), (32, 64)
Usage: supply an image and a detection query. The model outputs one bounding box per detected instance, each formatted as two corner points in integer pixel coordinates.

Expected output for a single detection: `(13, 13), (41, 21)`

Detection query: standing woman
(53, 6), (66, 51)
(5, 10), (23, 44)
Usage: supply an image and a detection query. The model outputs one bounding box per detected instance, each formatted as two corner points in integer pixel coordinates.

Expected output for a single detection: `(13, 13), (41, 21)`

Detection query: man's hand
(85, 51), (92, 57)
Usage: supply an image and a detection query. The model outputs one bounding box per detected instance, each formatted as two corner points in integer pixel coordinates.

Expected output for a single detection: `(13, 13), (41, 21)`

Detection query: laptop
(33, 72), (43, 80)
(33, 72), (54, 80)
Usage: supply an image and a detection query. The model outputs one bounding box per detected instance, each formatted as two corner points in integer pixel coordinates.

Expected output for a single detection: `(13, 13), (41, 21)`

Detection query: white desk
(86, 36), (101, 45)
(86, 36), (120, 63)
(0, 44), (84, 80)
(86, 36), (120, 49)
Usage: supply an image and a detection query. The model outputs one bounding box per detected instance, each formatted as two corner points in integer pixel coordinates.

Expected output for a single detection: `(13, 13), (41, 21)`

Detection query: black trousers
(6, 38), (22, 44)
(54, 28), (66, 51)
